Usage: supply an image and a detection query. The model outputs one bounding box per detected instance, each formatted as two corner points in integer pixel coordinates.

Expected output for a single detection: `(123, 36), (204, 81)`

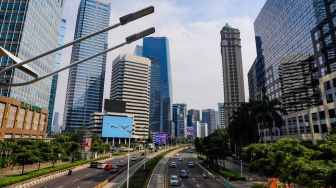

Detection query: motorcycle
(203, 172), (207, 179)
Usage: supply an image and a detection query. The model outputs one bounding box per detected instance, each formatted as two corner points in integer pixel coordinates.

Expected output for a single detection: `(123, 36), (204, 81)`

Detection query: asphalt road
(32, 152), (143, 188)
(167, 149), (226, 188)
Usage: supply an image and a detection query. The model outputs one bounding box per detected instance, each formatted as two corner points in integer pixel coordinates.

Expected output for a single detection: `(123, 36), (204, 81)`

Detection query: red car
(104, 164), (113, 170)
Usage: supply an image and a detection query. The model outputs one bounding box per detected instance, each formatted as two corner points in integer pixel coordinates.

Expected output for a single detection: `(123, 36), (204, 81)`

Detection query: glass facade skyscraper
(142, 37), (173, 134)
(253, 0), (316, 104)
(0, 0), (65, 109)
(63, 0), (110, 131)
(202, 109), (215, 134)
(47, 19), (66, 137)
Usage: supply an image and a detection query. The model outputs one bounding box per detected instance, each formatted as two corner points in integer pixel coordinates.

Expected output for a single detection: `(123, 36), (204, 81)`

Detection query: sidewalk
(224, 159), (268, 188)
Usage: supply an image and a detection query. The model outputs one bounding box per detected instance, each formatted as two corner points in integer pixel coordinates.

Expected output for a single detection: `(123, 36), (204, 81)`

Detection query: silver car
(170, 175), (179, 186)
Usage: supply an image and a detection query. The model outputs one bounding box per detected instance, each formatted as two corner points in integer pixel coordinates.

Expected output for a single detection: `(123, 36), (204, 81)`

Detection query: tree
(254, 96), (287, 142)
(202, 128), (230, 161)
(0, 140), (18, 167)
(50, 141), (65, 167)
(11, 140), (38, 175)
(35, 141), (52, 170)
(64, 141), (81, 162)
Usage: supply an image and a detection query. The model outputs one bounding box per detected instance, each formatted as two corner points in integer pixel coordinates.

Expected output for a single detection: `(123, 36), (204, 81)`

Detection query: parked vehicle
(170, 175), (179, 186)
(110, 166), (119, 173)
(90, 162), (98, 168)
(104, 164), (113, 170)
(97, 162), (106, 169)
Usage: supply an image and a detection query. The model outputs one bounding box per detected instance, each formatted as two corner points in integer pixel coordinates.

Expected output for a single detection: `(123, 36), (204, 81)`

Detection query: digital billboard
(102, 116), (133, 138)
(83, 138), (92, 152)
(186, 127), (193, 136)
(155, 133), (169, 145)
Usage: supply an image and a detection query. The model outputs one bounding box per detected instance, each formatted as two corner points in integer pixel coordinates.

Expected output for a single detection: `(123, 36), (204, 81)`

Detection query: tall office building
(218, 103), (225, 128)
(134, 45), (143, 56)
(172, 103), (187, 137)
(202, 109), (215, 134)
(250, 0), (316, 111)
(47, 19), (66, 137)
(0, 1), (64, 140)
(109, 54), (151, 139)
(63, 0), (110, 132)
(142, 37), (173, 134)
(53, 112), (60, 134)
(0, 1), (65, 108)
(187, 109), (200, 122)
(220, 23), (245, 127)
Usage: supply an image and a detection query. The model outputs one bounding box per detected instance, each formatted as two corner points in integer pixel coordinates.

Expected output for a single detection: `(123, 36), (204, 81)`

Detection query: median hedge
(120, 148), (178, 188)
(0, 156), (109, 187)
(203, 160), (245, 181)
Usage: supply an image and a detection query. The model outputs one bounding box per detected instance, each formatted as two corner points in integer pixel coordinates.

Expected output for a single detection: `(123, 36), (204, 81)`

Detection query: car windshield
(171, 176), (178, 180)
(181, 170), (186, 173)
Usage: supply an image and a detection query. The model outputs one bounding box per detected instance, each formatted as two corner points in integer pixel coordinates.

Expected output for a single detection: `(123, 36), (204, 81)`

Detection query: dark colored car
(90, 162), (98, 168)
(110, 166), (119, 173)
(188, 162), (194, 168)
(180, 170), (188, 178)
(104, 164), (113, 170)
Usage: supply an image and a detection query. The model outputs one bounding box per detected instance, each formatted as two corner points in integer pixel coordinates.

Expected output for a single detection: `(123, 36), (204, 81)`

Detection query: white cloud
(54, 0), (266, 123)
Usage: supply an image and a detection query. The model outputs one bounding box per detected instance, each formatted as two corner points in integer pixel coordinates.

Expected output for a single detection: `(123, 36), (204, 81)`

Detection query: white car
(97, 161), (106, 169)
(178, 157), (183, 161)
(170, 175), (179, 186)
(131, 156), (138, 161)
(174, 153), (179, 156)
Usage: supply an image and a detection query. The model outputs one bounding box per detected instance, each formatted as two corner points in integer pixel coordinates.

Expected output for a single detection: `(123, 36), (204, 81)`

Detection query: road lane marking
(192, 178), (195, 181)
(58, 186), (63, 188)
(197, 184), (200, 187)
(182, 183), (184, 187)
(86, 173), (91, 176)
(96, 170), (100, 172)
(73, 179), (79, 182)
(89, 179), (93, 183)
(99, 174), (103, 177)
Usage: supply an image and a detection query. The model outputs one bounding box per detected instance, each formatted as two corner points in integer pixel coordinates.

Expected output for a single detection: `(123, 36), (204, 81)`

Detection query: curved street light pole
(108, 122), (132, 188)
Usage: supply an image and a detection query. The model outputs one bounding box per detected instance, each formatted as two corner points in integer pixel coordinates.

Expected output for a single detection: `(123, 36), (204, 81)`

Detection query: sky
(54, 0), (267, 123)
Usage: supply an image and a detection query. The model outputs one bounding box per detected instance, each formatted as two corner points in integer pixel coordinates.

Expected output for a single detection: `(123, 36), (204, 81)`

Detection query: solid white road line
(73, 179), (79, 182)
(86, 173), (91, 176)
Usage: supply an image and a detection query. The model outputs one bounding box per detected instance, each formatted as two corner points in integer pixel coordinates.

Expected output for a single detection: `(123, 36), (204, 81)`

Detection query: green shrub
(251, 184), (264, 188)
(203, 160), (245, 181)
(197, 155), (204, 160)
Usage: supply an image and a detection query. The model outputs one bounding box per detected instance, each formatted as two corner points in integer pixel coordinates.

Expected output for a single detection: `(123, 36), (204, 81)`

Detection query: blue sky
(54, 0), (267, 122)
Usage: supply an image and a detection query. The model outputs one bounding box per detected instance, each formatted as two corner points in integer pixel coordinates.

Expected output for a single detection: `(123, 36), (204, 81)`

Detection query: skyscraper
(218, 103), (225, 128)
(63, 0), (110, 132)
(251, 1), (316, 103)
(142, 37), (173, 134)
(47, 19), (66, 137)
(188, 109), (200, 122)
(172, 103), (187, 137)
(220, 23), (245, 126)
(0, 1), (65, 108)
(110, 54), (151, 139)
(202, 109), (215, 134)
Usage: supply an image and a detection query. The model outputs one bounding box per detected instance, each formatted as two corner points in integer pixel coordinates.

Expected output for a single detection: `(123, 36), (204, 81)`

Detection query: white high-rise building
(196, 122), (208, 138)
(110, 54), (151, 139)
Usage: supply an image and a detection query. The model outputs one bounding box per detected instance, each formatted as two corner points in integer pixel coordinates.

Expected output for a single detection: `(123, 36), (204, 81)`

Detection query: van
(97, 161), (106, 169)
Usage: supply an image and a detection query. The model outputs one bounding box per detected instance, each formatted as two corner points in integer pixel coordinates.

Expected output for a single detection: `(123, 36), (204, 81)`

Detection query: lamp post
(240, 160), (243, 176)
(0, 6), (155, 88)
(108, 122), (132, 188)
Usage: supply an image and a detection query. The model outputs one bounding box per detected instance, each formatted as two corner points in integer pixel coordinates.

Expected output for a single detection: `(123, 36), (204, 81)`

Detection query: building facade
(47, 19), (66, 137)
(0, 95), (48, 140)
(187, 109), (200, 122)
(0, 1), (65, 109)
(52, 112), (60, 134)
(220, 23), (245, 127)
(63, 0), (110, 132)
(218, 103), (225, 128)
(251, 0), (316, 106)
(142, 37), (173, 134)
(109, 54), (151, 139)
(202, 109), (216, 134)
(172, 103), (187, 138)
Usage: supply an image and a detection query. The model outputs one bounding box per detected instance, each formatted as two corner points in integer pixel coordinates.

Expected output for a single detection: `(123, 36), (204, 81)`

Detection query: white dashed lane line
(85, 173), (91, 176)
(73, 179), (79, 182)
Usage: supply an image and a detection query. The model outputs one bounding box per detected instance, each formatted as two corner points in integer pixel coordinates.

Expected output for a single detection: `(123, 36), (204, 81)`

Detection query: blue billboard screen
(155, 133), (169, 145)
(102, 116), (133, 138)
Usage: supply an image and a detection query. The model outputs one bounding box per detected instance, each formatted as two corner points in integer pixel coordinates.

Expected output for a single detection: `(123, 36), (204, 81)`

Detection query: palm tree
(254, 96), (287, 142)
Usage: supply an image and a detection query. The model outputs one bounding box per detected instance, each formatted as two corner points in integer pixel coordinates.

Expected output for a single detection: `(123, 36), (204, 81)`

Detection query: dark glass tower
(47, 19), (66, 137)
(142, 37), (173, 134)
(251, 0), (316, 113)
(202, 109), (215, 134)
(63, 0), (110, 132)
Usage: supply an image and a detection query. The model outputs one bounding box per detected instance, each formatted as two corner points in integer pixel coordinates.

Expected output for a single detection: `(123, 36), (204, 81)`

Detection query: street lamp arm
(3, 27), (155, 88)
(0, 6), (155, 77)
